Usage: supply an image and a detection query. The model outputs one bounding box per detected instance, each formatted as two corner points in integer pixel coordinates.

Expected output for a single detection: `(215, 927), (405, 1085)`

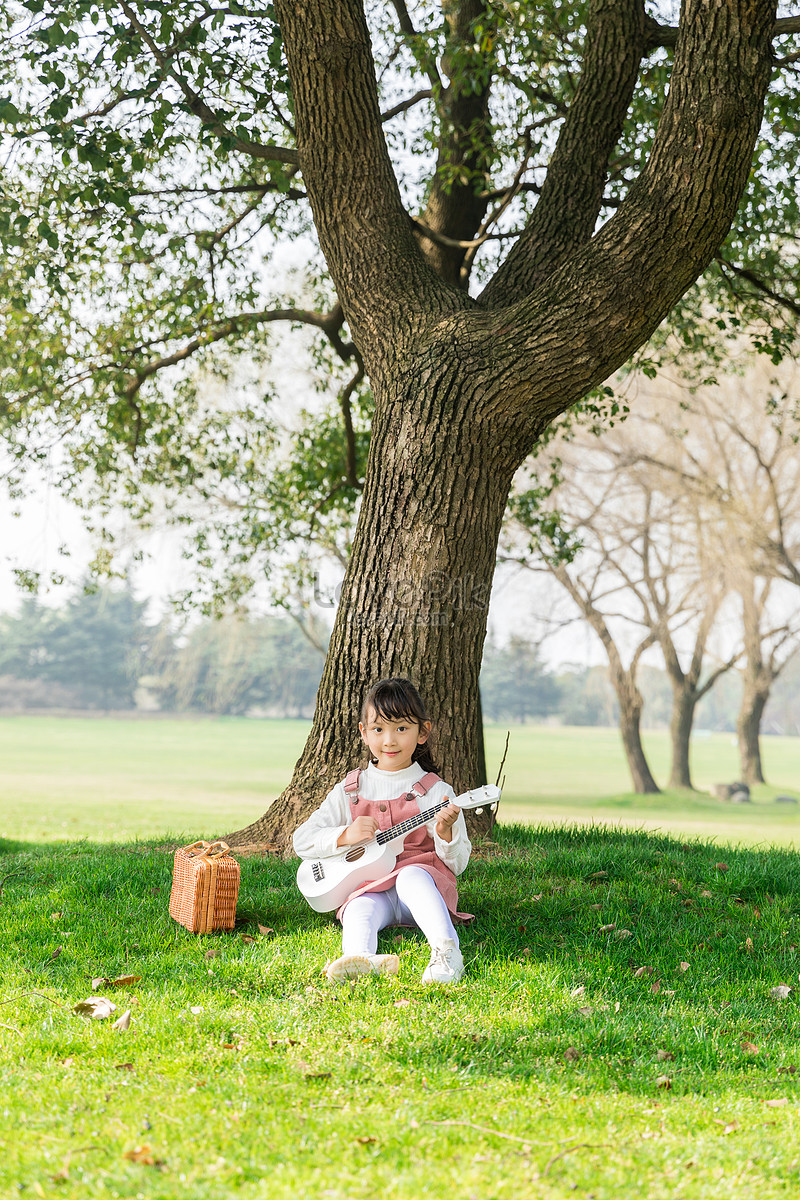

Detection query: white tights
(341, 865), (459, 956)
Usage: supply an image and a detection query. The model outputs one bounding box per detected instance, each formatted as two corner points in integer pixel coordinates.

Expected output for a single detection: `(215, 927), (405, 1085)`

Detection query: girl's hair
(360, 677), (439, 773)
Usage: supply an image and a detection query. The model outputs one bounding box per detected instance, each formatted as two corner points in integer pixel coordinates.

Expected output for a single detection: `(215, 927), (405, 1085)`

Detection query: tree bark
(668, 685), (698, 790)
(737, 679), (769, 785)
(618, 678), (660, 795)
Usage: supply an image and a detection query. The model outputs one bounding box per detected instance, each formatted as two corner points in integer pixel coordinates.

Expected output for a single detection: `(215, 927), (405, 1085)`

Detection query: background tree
(0, 582), (154, 708)
(626, 370), (800, 784)
(0, 0), (795, 845)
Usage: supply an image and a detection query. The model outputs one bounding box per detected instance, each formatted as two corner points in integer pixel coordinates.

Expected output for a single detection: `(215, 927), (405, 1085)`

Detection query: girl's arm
(426, 784), (471, 875)
(292, 785), (352, 860)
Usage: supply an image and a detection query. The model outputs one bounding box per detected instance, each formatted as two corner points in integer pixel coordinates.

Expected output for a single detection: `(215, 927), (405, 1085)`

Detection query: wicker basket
(169, 840), (240, 933)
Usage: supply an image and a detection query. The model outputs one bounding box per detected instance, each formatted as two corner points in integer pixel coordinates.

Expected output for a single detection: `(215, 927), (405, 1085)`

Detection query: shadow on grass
(3, 823), (800, 1096)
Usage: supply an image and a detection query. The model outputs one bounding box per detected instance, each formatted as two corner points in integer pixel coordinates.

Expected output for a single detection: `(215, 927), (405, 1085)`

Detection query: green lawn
(1, 716), (798, 847)
(3, 717), (800, 1197)
(2, 825), (800, 1198)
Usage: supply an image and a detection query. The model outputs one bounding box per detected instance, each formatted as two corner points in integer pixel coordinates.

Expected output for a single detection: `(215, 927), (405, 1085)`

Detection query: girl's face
(359, 707), (431, 772)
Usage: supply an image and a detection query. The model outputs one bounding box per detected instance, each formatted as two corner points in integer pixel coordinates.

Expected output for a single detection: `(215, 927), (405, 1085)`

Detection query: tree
(480, 636), (559, 724)
(0, 582), (153, 708)
(506, 416), (744, 793)
(0, 0), (794, 846)
(624, 371), (800, 784)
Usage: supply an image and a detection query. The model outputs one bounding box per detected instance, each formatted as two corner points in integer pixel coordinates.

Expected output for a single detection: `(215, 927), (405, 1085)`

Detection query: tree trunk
(616, 676), (661, 795)
(737, 678), (770, 785)
(226, 364), (519, 850)
(668, 686), (698, 790)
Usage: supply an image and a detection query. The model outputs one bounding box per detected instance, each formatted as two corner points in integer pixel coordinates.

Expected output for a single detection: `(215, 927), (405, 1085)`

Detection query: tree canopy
(2, 1), (799, 601)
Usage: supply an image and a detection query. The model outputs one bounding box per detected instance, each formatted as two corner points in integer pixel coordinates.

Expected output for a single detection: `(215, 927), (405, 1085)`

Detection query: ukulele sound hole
(345, 846), (366, 862)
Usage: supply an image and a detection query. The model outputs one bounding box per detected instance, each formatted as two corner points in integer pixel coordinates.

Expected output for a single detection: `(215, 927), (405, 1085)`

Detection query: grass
(3, 824), (800, 1198)
(1, 716), (799, 847)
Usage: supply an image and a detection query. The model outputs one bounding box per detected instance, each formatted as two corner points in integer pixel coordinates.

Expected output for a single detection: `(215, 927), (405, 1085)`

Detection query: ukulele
(296, 783), (501, 913)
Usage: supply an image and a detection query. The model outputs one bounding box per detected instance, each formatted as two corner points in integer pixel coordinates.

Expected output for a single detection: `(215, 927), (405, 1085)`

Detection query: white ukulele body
(296, 783), (501, 913)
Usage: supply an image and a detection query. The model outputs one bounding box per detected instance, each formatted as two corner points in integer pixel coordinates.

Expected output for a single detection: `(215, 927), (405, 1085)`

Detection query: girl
(293, 677), (471, 984)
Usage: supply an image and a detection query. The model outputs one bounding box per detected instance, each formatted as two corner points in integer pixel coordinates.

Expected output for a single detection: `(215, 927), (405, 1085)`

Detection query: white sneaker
(325, 953), (400, 983)
(421, 939), (464, 984)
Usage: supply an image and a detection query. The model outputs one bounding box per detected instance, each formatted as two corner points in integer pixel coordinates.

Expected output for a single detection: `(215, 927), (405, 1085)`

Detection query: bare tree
(507, 436), (737, 792)
(624, 369), (800, 783)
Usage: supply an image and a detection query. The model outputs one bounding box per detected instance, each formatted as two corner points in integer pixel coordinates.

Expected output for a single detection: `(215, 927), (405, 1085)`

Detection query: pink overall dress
(335, 768), (467, 922)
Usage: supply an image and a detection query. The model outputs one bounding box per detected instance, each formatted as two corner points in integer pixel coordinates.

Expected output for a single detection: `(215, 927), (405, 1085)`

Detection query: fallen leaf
(599, 923), (616, 933)
(577, 1006), (593, 1018)
(111, 975), (141, 989)
(189, 1006), (203, 1015)
(112, 1009), (132, 1032)
(394, 998), (412, 1008)
(355, 1136), (377, 1144)
(123, 1144), (163, 1167)
(115, 1062), (134, 1071)
(634, 965), (654, 978)
(779, 1065), (798, 1075)
(531, 893), (543, 902)
(752, 906), (762, 919)
(301, 1065), (332, 1080)
(714, 1119), (739, 1134)
(651, 979), (661, 995)
(614, 929), (633, 940)
(770, 985), (792, 1000)
(520, 946), (531, 956)
(61, 1057), (74, 1067)
(49, 912), (62, 922)
(240, 934), (256, 944)
(50, 1157), (70, 1183)
(589, 871), (608, 880)
(656, 1049), (675, 1062)
(564, 1047), (581, 1062)
(204, 949), (220, 961)
(715, 862), (729, 873)
(765, 1098), (789, 1108)
(669, 879), (682, 891)
(73, 997), (117, 1020)
(258, 925), (276, 938)
(656, 1075), (672, 1090)
(700, 890), (714, 898)
(741, 1041), (759, 1055)
(742, 937), (754, 953)
(91, 976), (111, 990)
(590, 903), (601, 911)
(679, 961), (690, 972)
(570, 985), (586, 998)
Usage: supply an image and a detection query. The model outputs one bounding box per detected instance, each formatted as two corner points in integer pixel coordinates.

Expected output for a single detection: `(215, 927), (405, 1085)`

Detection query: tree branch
(338, 360), (365, 488)
(715, 255), (800, 317)
(478, 0), (778, 435)
(122, 306), (352, 398)
(415, 0), (496, 287)
(117, 2), (298, 165)
(481, 0), (647, 307)
(389, 0), (442, 90)
(644, 13), (800, 50)
(381, 89), (433, 122)
(274, 0), (464, 368)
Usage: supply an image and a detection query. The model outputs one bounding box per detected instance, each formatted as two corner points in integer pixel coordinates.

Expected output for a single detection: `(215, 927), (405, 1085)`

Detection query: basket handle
(204, 840), (231, 858)
(181, 840), (212, 856)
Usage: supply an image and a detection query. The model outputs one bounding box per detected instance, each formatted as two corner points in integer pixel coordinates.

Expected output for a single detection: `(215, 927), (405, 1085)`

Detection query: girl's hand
(337, 815), (379, 847)
(435, 803), (461, 843)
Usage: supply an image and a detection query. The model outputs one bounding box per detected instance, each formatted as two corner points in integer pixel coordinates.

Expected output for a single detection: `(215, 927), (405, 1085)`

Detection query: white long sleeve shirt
(292, 761), (472, 876)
